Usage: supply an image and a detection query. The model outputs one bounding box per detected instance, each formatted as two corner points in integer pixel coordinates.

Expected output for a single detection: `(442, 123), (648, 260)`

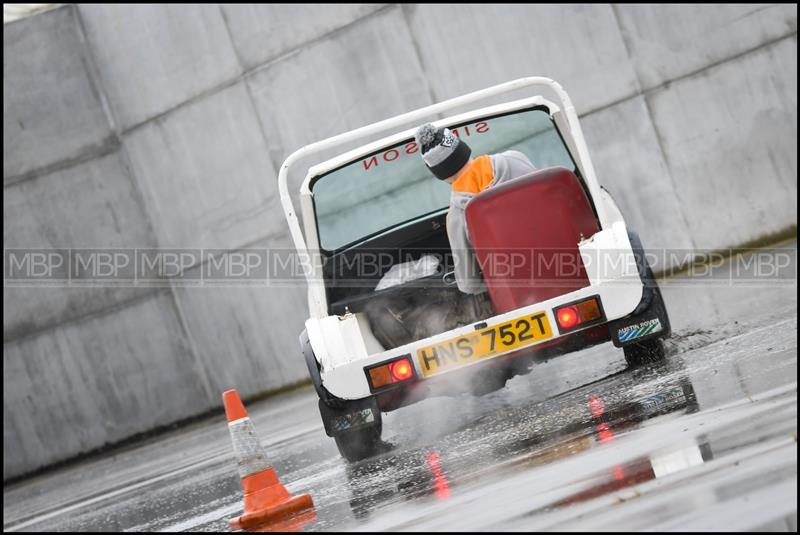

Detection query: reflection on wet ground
(237, 310), (797, 532)
(3, 245), (797, 532)
(3, 314), (797, 532)
(340, 358), (703, 525)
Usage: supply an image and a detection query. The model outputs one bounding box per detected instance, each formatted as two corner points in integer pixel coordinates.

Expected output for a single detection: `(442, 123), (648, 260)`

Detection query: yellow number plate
(417, 311), (553, 377)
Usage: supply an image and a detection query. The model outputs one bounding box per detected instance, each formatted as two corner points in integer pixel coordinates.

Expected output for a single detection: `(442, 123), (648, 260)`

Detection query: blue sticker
(333, 408), (375, 431)
(618, 318), (662, 342)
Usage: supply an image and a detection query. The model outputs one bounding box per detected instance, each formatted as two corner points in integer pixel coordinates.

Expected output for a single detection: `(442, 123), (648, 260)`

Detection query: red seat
(464, 167), (600, 314)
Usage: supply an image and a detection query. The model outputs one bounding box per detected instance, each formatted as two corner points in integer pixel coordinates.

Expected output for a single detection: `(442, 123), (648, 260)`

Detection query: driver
(414, 123), (536, 294)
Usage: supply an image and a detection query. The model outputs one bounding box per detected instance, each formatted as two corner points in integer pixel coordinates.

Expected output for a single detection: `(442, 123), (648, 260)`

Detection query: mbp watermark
(71, 249), (136, 282)
(204, 249), (268, 283)
(3, 246), (796, 288)
(5, 249), (70, 281)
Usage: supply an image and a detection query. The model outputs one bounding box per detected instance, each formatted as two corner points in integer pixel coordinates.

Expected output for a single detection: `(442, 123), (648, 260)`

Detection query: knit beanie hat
(415, 123), (472, 180)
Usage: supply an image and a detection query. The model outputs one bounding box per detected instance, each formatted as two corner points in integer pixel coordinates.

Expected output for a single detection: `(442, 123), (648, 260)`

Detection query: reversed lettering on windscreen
(360, 123), (490, 172)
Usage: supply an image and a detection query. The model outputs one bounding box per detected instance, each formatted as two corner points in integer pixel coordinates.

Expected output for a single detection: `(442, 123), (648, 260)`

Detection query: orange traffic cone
(224, 389), (314, 531)
(238, 509), (318, 533)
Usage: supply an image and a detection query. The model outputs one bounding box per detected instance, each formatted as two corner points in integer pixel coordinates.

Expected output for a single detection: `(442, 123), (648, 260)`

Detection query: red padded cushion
(464, 167), (600, 313)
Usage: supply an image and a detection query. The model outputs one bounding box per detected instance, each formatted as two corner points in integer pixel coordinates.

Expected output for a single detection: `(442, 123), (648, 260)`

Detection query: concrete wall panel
(3, 152), (157, 339)
(124, 83), (277, 251)
(2, 152), (155, 249)
(221, 4), (385, 70)
(3, 292), (210, 480)
(77, 4), (242, 130)
(581, 96), (695, 251)
(615, 4), (798, 90)
(247, 6), (435, 171)
(648, 36), (797, 250)
(3, 5), (113, 183)
(403, 4), (639, 114)
(173, 241), (309, 398)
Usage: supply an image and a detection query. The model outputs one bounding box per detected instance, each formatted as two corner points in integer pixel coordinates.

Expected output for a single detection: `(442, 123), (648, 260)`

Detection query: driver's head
(415, 123), (472, 182)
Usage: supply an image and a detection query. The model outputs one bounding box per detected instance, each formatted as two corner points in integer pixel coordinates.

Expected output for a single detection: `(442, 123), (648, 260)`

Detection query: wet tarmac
(3, 243), (797, 531)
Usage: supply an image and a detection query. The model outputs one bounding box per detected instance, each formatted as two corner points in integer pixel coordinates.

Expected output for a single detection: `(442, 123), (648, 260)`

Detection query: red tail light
(554, 296), (605, 333)
(366, 355), (416, 391)
(557, 306), (579, 329)
(390, 359), (414, 382)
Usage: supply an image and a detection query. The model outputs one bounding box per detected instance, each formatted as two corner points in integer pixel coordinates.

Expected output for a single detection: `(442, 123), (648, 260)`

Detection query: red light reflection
(425, 452), (451, 499)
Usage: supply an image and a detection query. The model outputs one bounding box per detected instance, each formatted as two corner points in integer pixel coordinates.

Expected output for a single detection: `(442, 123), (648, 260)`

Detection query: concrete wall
(3, 4), (797, 480)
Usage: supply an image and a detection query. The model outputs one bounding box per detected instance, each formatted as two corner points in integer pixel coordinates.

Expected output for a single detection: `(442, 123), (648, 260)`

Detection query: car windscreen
(311, 107), (576, 252)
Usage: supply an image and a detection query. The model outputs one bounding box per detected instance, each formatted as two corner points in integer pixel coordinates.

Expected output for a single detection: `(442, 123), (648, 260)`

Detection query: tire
(334, 422), (384, 463)
(623, 338), (666, 368)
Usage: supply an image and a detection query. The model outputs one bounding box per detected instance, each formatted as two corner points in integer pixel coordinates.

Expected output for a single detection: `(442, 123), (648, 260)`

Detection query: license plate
(417, 311), (553, 377)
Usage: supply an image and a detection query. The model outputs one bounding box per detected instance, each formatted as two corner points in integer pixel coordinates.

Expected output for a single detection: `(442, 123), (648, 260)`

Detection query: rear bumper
(373, 323), (613, 412)
(322, 278), (643, 400)
(315, 222), (644, 400)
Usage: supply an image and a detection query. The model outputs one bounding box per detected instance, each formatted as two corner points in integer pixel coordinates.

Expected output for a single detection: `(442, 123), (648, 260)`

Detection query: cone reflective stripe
(229, 415), (272, 479)
(224, 389), (314, 530)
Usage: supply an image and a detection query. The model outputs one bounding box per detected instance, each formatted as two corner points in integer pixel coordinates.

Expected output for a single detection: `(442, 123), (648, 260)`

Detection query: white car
(279, 77), (671, 461)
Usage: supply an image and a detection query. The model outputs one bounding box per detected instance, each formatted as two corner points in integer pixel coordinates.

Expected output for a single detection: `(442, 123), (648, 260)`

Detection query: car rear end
(309, 216), (668, 396)
(286, 78), (671, 461)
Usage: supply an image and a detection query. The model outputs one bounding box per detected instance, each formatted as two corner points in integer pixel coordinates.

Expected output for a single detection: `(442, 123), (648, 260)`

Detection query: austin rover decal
(618, 318), (663, 343)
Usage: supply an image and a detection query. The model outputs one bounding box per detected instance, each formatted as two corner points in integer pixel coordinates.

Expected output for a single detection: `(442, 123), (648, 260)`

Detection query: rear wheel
(623, 338), (666, 368)
(334, 422), (384, 462)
